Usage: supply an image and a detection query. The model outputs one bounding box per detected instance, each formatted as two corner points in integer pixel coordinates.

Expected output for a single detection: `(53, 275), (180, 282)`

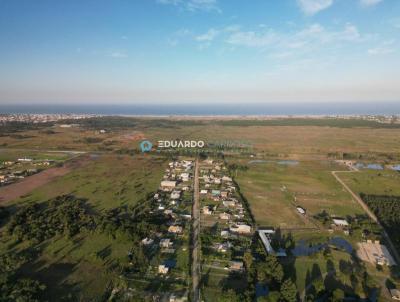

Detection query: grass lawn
(233, 160), (364, 228)
(12, 154), (165, 210)
(339, 170), (400, 196)
(0, 154), (166, 300)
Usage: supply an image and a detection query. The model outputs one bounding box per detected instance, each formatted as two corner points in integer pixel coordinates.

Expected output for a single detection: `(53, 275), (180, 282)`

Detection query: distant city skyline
(0, 0), (399, 104)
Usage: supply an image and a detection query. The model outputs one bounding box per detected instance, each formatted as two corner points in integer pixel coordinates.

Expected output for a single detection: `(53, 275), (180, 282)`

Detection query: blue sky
(0, 0), (399, 104)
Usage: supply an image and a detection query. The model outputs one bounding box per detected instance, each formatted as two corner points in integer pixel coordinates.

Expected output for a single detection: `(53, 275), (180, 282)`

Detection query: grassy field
(339, 170), (400, 196)
(3, 118), (400, 157)
(233, 159), (364, 228)
(13, 154), (165, 210)
(0, 154), (166, 300)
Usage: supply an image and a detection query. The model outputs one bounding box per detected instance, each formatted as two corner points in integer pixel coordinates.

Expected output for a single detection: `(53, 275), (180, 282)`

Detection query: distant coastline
(0, 102), (399, 116)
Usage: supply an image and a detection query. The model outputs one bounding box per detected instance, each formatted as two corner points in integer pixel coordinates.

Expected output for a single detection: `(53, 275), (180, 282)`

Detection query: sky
(0, 0), (399, 104)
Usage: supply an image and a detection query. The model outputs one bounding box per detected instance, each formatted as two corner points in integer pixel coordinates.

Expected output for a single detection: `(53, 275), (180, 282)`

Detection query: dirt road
(332, 171), (400, 264)
(191, 159), (200, 302)
(0, 155), (90, 204)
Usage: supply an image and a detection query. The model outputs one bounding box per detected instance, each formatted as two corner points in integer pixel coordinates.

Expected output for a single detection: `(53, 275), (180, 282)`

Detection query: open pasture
(233, 159), (364, 228)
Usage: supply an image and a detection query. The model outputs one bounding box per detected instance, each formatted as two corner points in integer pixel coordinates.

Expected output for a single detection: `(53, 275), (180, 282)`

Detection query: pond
(355, 163), (383, 170)
(391, 165), (400, 171)
(292, 237), (353, 256)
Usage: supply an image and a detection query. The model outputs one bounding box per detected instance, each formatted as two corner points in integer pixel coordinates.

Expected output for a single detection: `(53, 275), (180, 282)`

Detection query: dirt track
(0, 155), (89, 204)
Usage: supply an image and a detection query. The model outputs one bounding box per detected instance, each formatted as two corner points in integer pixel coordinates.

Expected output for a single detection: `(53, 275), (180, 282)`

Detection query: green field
(339, 170), (400, 196)
(233, 160), (364, 228)
(0, 154), (166, 300)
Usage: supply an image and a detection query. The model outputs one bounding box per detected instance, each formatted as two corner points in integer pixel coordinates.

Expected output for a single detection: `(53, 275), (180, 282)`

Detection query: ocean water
(0, 102), (400, 115)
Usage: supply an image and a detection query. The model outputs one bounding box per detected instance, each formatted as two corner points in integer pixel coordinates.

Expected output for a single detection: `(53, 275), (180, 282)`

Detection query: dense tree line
(0, 252), (46, 302)
(7, 195), (96, 242)
(360, 193), (400, 250)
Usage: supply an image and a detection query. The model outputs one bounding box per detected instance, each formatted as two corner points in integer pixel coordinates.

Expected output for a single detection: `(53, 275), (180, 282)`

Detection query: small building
(203, 206), (213, 215)
(221, 230), (229, 238)
(223, 200), (236, 208)
(333, 218), (349, 227)
(230, 261), (244, 271)
(160, 238), (173, 248)
(171, 190), (181, 200)
(219, 213), (231, 220)
(211, 190), (221, 197)
(168, 225), (183, 234)
(161, 181), (177, 190)
(222, 176), (233, 182)
(230, 224), (252, 234)
(200, 189), (208, 195)
(221, 191), (229, 198)
(141, 237), (154, 246)
(158, 265), (169, 275)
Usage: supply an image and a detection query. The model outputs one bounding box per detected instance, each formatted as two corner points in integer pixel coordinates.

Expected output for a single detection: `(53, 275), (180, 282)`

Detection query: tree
(331, 288), (345, 301)
(280, 279), (298, 302)
(243, 251), (253, 271)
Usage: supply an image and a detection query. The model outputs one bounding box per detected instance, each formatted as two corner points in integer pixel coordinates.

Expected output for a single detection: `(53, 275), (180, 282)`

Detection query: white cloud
(196, 28), (220, 41)
(225, 23), (363, 50)
(360, 0), (383, 7)
(367, 47), (394, 55)
(110, 51), (128, 58)
(297, 0), (334, 15)
(157, 0), (220, 12)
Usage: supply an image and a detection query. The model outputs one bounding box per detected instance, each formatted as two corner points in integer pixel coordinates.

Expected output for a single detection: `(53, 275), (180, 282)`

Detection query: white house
(171, 190), (181, 200)
(158, 265), (169, 274)
(160, 238), (173, 248)
(230, 224), (252, 234)
(219, 213), (231, 220)
(203, 206), (213, 215)
(161, 180), (177, 190)
(333, 218), (349, 227)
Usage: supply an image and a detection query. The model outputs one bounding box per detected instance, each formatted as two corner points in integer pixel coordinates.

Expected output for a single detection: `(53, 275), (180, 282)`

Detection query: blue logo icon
(140, 140), (153, 152)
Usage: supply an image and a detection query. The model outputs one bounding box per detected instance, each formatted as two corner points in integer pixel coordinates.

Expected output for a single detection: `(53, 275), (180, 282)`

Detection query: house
(223, 200), (236, 208)
(219, 213), (231, 220)
(161, 180), (177, 190)
(390, 289), (400, 300)
(158, 264), (169, 275)
(180, 172), (190, 182)
(141, 237), (154, 246)
(221, 230), (229, 238)
(221, 191), (229, 198)
(230, 224), (252, 234)
(333, 218), (349, 227)
(230, 261), (244, 271)
(214, 178), (221, 184)
(222, 176), (233, 182)
(200, 189), (208, 195)
(168, 225), (183, 234)
(171, 190), (181, 200)
(160, 238), (173, 248)
(211, 190), (221, 197)
(17, 158), (32, 162)
(203, 206), (213, 215)
(214, 242), (232, 253)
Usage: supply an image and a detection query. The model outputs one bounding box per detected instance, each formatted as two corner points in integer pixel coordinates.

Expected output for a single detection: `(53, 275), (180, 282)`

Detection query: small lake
(292, 237), (353, 257)
(355, 163), (383, 170)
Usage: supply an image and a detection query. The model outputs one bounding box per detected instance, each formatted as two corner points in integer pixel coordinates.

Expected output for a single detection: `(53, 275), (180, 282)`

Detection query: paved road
(332, 171), (400, 264)
(191, 159), (200, 302)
